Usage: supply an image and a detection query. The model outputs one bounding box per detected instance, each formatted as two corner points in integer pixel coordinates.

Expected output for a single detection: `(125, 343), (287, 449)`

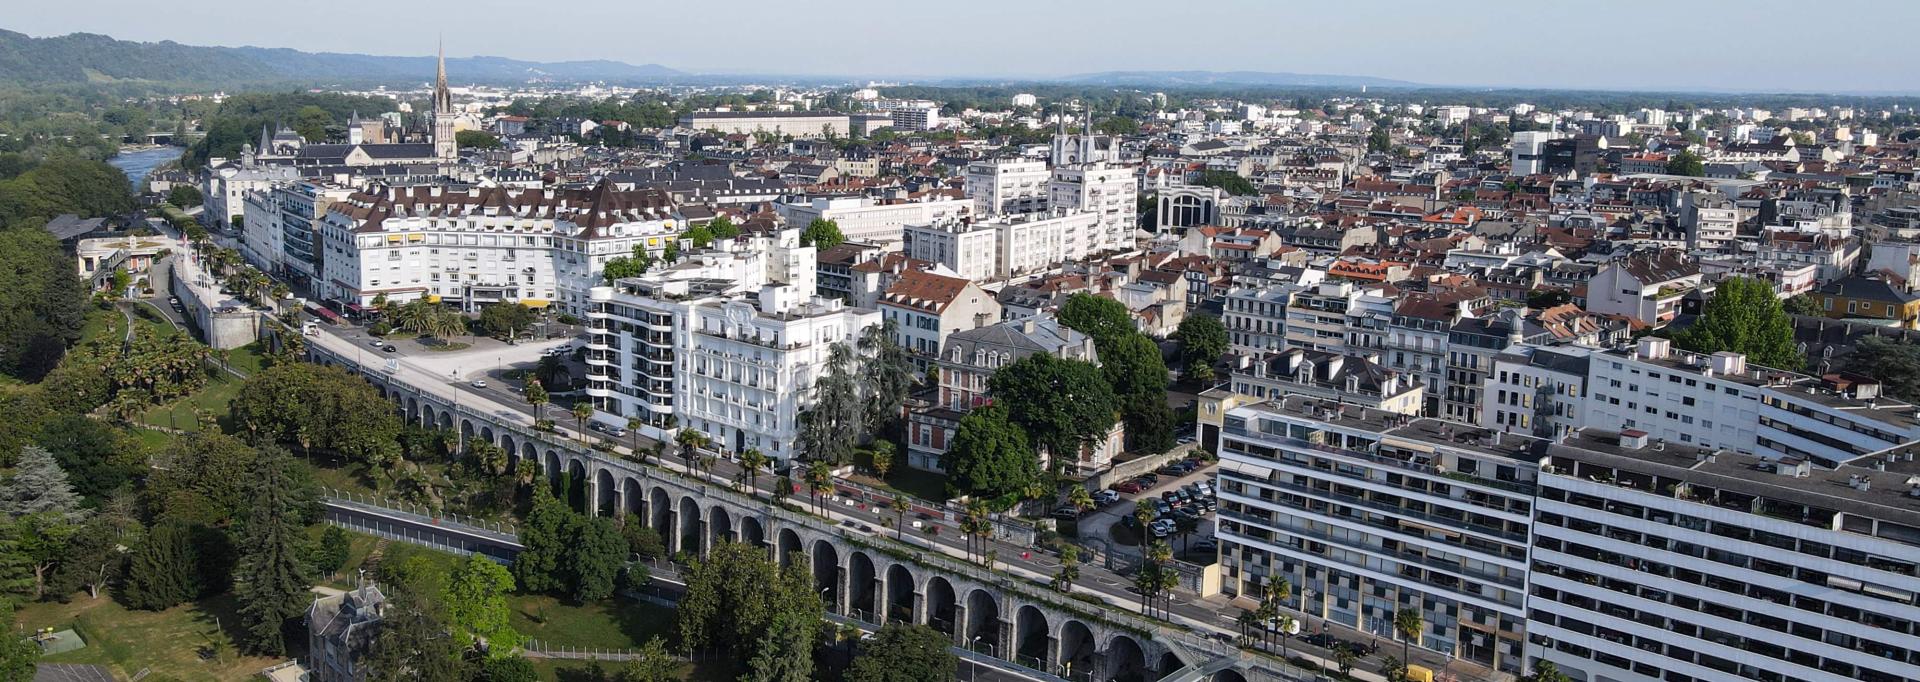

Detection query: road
(302, 313), (1495, 682)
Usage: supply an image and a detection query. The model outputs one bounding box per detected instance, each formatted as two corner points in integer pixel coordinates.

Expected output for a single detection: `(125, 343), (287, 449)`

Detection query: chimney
(1636, 337), (1671, 360)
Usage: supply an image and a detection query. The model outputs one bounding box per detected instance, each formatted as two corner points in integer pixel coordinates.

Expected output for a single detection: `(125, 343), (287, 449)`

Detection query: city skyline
(12, 0), (1920, 93)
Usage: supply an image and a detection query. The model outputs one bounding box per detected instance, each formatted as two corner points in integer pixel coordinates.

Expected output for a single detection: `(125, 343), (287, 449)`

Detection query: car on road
(368, 338), (384, 347)
(1112, 481), (1142, 494)
(470, 380), (487, 389)
(382, 345), (398, 353)
(1049, 507), (1080, 520)
(1176, 435), (1195, 445)
(588, 422), (629, 438)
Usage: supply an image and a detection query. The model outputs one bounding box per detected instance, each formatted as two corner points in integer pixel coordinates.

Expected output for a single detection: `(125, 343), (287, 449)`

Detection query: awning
(426, 294), (442, 304)
(519, 299), (550, 309)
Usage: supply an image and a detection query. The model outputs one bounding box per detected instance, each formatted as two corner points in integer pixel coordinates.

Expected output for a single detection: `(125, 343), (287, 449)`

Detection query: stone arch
(594, 468), (617, 517)
(810, 540), (841, 613)
(1209, 669), (1247, 682)
(708, 505), (734, 548)
(519, 442), (537, 471)
(649, 486), (673, 537)
(884, 563), (916, 624)
(480, 426), (495, 446)
(848, 551), (879, 623)
(964, 589), (1001, 657)
(1161, 652), (1188, 677)
(677, 496), (701, 556)
(565, 459), (588, 513)
(621, 477), (644, 518)
(407, 397), (419, 421)
(499, 435), (517, 464)
(437, 411), (452, 431)
(460, 418), (475, 443)
(544, 451), (563, 493)
(1014, 604), (1050, 669)
(1057, 620), (1097, 680)
(738, 514), (765, 549)
(925, 576), (958, 636)
(1105, 634), (1149, 682)
(777, 528), (804, 569)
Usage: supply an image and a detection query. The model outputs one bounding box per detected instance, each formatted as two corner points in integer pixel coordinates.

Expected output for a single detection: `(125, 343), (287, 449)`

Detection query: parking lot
(1074, 454), (1219, 561)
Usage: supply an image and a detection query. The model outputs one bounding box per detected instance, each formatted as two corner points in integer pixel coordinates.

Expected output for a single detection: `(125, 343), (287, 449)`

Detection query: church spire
(433, 37), (452, 115)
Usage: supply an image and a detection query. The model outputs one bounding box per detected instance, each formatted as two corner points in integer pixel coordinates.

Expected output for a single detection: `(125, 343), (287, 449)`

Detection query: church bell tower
(432, 40), (457, 162)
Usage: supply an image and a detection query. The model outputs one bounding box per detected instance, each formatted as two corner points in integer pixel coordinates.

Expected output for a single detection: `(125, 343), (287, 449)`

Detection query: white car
(470, 379), (487, 389)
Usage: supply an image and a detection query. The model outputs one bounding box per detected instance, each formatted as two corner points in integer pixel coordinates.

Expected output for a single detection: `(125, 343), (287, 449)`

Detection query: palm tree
(524, 380), (549, 423)
(1262, 578), (1291, 651)
(889, 495), (909, 540)
(1053, 545), (1080, 592)
(626, 416), (644, 460)
(806, 461), (833, 514)
(962, 500), (991, 562)
(1067, 486), (1094, 517)
(571, 401), (595, 443)
(1235, 611), (1260, 647)
(1334, 644), (1358, 677)
(738, 448), (768, 497)
(1174, 513), (1200, 554)
(675, 428), (708, 475)
(1394, 606), (1424, 669)
(869, 440), (896, 479)
(696, 453), (716, 482)
(1132, 498), (1156, 538)
(536, 354), (569, 391)
(1275, 614), (1297, 660)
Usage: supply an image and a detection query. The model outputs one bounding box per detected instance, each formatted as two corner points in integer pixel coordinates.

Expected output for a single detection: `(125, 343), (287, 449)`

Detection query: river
(107, 146), (184, 191)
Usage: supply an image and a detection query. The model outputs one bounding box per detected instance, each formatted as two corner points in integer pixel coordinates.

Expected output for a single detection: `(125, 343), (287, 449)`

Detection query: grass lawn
(218, 340), (267, 376)
(849, 450), (949, 503)
(138, 371), (241, 433)
(509, 593), (677, 651)
(16, 592), (283, 681)
(530, 658), (724, 682)
(127, 427), (176, 451)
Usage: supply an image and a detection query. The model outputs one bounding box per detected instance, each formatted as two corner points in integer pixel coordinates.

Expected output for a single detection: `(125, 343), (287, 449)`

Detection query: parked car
(1154, 500), (1173, 517)
(1190, 538), (1218, 553)
(1161, 491), (1183, 508)
(1093, 490), (1121, 505)
(1112, 481), (1142, 494)
(1149, 519), (1174, 538)
(1050, 507), (1081, 520)
(1137, 473), (1159, 487)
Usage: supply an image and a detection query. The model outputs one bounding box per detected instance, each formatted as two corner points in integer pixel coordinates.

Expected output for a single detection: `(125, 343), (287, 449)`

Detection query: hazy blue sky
(13, 0), (1920, 92)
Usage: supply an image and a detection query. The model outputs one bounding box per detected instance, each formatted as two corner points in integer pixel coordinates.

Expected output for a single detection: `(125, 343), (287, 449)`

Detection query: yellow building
(1813, 275), (1920, 329)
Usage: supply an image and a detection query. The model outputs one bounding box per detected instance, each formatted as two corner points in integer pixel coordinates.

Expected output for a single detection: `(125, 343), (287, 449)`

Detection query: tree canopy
(845, 623), (958, 682)
(1673, 277), (1800, 369)
(231, 363), (403, 467)
(800, 218), (845, 250)
(1665, 150), (1705, 177)
(989, 353), (1116, 464)
(1174, 314), (1228, 383)
(1195, 170), (1258, 196)
(941, 405), (1040, 501)
(676, 541), (820, 663)
(0, 228), (89, 381)
(1057, 293), (1135, 346)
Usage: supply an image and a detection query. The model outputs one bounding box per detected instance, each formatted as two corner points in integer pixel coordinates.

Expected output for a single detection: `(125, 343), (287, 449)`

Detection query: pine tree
(513, 484), (569, 594)
(120, 521), (200, 610)
(2, 446), (84, 519)
(232, 448), (313, 655)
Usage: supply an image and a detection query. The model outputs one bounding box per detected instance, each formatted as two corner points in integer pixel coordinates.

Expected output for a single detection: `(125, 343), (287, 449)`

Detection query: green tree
(1103, 333), (1174, 452)
(941, 405), (1040, 501)
(798, 344), (862, 464)
(230, 363), (403, 467)
(572, 401), (596, 444)
(562, 514), (624, 602)
(1, 445), (84, 519)
(621, 520), (666, 560)
(845, 623), (957, 682)
(311, 525), (352, 579)
(1674, 277), (1800, 369)
(620, 638), (678, 681)
(1665, 150), (1705, 177)
(291, 106), (333, 142)
(166, 184), (203, 208)
(1195, 170), (1258, 196)
(800, 218), (845, 250)
(232, 447), (313, 655)
(707, 215), (740, 239)
(48, 499), (134, 600)
(603, 256), (645, 284)
(739, 610), (816, 682)
(480, 655), (538, 682)
(444, 554), (519, 655)
(677, 541), (822, 663)
(1782, 294), (1822, 317)
(513, 484), (570, 594)
(869, 441), (895, 480)
(988, 354), (1116, 470)
(1524, 660), (1571, 682)
(857, 321), (915, 431)
(363, 589), (473, 682)
(120, 520), (222, 610)
(0, 601), (37, 680)
(1174, 314), (1228, 383)
(1394, 606), (1424, 667)
(456, 130), (503, 149)
(524, 380), (550, 423)
(1368, 127), (1392, 154)
(478, 303), (536, 340)
(1846, 336), (1920, 400)
(0, 228), (89, 381)
(737, 448), (769, 497)
(1058, 293), (1135, 347)
(679, 225), (716, 249)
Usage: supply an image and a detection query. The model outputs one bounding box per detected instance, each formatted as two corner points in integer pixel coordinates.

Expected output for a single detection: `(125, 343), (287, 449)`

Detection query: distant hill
(0, 29), (683, 86)
(1057, 70), (1424, 89)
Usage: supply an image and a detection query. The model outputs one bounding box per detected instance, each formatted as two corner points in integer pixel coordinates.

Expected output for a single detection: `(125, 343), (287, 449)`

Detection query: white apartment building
(1584, 250), (1705, 327)
(316, 183), (681, 314)
(1047, 164), (1139, 249)
(903, 220), (999, 282)
(776, 195), (970, 248)
(203, 152), (298, 231)
(903, 210), (1109, 282)
(1584, 338), (1920, 469)
(1483, 345), (1590, 440)
(241, 181), (354, 287)
(678, 111), (850, 138)
(878, 270), (1002, 363)
(1215, 398), (1536, 675)
(1511, 131), (1564, 176)
(1529, 430), (1920, 682)
(1223, 285), (1299, 355)
(964, 159), (1051, 216)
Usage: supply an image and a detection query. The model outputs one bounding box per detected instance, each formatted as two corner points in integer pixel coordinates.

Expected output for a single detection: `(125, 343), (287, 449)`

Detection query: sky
(12, 0), (1920, 93)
